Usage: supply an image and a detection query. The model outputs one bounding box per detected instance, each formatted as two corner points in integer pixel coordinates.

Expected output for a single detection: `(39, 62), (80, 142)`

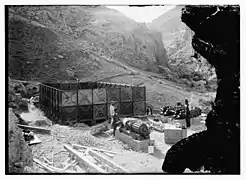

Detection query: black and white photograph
(5, 1), (241, 175)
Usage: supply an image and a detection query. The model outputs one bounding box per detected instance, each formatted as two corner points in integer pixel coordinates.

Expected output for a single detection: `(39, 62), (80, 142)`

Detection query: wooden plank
(43, 137), (53, 143)
(42, 156), (52, 165)
(33, 158), (56, 173)
(74, 165), (85, 173)
(52, 148), (54, 166)
(88, 149), (129, 173)
(46, 163), (76, 173)
(54, 150), (69, 155)
(17, 124), (51, 134)
(72, 144), (121, 155)
(62, 160), (77, 172)
(63, 144), (106, 173)
(62, 158), (71, 166)
(103, 152), (114, 158)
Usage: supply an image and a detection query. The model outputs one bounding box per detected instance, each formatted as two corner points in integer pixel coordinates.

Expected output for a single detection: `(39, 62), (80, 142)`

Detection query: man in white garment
(109, 102), (115, 125)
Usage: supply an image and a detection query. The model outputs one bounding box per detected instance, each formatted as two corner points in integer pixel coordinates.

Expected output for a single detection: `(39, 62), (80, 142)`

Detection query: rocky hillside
(150, 6), (217, 91)
(150, 6), (185, 42)
(8, 6), (168, 82)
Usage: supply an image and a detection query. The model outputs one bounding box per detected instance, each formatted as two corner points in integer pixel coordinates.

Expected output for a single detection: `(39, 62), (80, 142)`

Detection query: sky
(106, 6), (176, 23)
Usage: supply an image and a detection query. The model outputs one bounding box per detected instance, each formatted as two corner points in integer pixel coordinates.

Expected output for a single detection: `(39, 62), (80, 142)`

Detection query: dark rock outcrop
(162, 5), (240, 174)
(8, 108), (33, 173)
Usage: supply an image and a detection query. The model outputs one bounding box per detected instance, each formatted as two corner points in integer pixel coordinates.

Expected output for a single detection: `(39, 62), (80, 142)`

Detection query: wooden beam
(33, 158), (56, 173)
(72, 144), (121, 155)
(17, 124), (51, 134)
(61, 160), (77, 172)
(103, 152), (114, 158)
(63, 145), (106, 173)
(42, 156), (52, 165)
(74, 165), (85, 173)
(88, 149), (129, 173)
(62, 158), (71, 166)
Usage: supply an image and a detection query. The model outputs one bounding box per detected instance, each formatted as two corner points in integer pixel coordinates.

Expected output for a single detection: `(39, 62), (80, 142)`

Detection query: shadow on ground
(152, 147), (166, 159)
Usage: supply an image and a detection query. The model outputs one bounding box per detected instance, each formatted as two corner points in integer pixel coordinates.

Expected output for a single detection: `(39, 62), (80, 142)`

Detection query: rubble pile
(51, 125), (112, 150)
(27, 122), (131, 173)
(32, 143), (128, 173)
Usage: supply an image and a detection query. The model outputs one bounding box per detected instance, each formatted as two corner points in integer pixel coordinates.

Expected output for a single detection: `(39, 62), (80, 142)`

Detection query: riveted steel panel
(93, 104), (107, 120)
(78, 82), (95, 89)
(78, 89), (92, 105)
(121, 87), (132, 102)
(120, 102), (133, 116)
(62, 90), (77, 107)
(93, 88), (106, 104)
(62, 106), (77, 122)
(77, 105), (93, 121)
(132, 86), (146, 101)
(40, 82), (146, 123)
(107, 87), (120, 103)
(39, 84), (43, 109)
(60, 83), (78, 90)
(133, 101), (146, 116)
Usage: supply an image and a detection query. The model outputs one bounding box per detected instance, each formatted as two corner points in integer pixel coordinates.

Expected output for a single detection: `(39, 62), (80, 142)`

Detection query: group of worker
(108, 99), (191, 137)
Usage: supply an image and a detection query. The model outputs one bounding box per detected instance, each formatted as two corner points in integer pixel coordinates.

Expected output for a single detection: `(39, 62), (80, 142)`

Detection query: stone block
(164, 127), (187, 144)
(115, 129), (150, 152)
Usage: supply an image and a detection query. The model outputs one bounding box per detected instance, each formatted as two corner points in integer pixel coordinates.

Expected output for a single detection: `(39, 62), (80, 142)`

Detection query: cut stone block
(164, 128), (187, 144)
(115, 129), (150, 152)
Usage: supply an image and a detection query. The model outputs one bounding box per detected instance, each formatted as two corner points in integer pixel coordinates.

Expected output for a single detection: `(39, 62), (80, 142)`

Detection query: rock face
(8, 108), (33, 173)
(162, 5), (240, 173)
(150, 6), (217, 91)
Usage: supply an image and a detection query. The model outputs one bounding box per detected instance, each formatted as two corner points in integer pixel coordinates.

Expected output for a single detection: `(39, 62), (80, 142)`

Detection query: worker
(146, 108), (150, 115)
(111, 108), (121, 136)
(149, 106), (153, 115)
(109, 102), (115, 124)
(185, 99), (191, 128)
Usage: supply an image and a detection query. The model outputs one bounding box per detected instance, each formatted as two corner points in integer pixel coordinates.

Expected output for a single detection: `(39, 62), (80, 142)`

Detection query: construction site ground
(21, 102), (207, 173)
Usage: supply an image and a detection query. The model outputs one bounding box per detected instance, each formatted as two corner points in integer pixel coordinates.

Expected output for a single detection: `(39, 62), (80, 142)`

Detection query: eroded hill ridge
(8, 6), (215, 91)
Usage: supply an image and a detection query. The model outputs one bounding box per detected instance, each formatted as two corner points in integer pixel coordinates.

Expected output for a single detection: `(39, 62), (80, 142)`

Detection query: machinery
(118, 119), (150, 141)
(174, 108), (186, 119)
(161, 107), (175, 116)
(161, 105), (185, 117)
(161, 104), (202, 119)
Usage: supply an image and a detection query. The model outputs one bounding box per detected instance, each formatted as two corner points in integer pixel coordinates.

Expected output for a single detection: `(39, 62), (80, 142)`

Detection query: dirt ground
(21, 103), (207, 173)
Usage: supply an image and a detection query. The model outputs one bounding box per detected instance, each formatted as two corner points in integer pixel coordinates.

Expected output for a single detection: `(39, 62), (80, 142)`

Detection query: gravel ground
(20, 103), (207, 173)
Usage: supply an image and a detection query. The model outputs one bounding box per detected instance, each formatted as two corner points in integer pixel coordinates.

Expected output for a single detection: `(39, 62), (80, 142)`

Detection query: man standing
(146, 108), (150, 115)
(109, 102), (115, 124)
(149, 106), (153, 115)
(185, 99), (191, 128)
(111, 108), (121, 136)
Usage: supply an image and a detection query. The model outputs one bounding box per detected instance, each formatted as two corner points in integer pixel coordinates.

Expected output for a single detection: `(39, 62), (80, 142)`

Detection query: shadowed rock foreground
(162, 5), (240, 174)
(8, 108), (33, 173)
